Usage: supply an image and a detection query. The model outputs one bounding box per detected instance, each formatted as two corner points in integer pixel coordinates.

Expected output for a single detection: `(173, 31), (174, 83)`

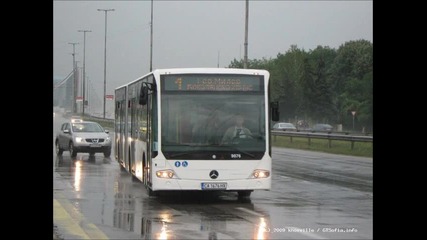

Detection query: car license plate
(201, 182), (227, 190)
(90, 144), (101, 148)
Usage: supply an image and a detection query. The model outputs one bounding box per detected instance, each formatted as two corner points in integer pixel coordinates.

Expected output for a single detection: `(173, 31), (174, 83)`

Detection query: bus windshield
(161, 91), (266, 160)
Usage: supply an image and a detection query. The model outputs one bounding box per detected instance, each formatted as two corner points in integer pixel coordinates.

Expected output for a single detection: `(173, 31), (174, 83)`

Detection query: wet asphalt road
(53, 113), (372, 239)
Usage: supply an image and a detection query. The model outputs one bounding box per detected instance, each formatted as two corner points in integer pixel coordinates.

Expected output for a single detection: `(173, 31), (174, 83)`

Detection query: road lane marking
(54, 195), (108, 239)
(54, 199), (91, 239)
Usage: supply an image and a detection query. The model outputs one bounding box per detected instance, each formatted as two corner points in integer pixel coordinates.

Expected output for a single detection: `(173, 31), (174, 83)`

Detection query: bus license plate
(201, 182), (227, 190)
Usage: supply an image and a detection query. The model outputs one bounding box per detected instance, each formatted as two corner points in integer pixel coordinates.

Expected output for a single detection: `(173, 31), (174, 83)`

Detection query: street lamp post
(351, 111), (356, 131)
(68, 42), (79, 113)
(98, 8), (115, 119)
(78, 29), (92, 116)
(243, 0), (249, 69)
(150, 0), (153, 71)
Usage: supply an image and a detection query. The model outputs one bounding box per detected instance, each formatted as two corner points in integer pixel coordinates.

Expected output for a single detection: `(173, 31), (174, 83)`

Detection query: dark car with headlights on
(312, 123), (334, 132)
(55, 119), (112, 158)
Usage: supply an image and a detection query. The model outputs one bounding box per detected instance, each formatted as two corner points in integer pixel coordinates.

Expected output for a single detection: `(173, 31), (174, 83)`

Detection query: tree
(330, 39), (373, 130)
(269, 45), (307, 121)
(227, 39), (373, 132)
(299, 46), (337, 123)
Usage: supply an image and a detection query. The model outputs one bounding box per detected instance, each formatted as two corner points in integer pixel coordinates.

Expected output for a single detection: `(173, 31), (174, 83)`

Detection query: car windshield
(72, 122), (104, 132)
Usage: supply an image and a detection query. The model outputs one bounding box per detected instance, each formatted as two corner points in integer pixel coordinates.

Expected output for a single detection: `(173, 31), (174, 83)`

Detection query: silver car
(272, 122), (297, 131)
(55, 119), (112, 158)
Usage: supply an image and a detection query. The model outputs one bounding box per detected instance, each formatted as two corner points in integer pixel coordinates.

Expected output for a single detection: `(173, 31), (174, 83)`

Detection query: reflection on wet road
(54, 115), (372, 239)
(53, 147), (372, 239)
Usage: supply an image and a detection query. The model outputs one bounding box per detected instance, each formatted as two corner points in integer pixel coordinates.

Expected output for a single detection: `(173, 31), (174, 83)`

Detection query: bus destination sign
(163, 75), (262, 92)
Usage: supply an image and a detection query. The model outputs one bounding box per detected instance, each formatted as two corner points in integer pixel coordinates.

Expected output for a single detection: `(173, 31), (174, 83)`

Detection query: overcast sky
(53, 0), (372, 108)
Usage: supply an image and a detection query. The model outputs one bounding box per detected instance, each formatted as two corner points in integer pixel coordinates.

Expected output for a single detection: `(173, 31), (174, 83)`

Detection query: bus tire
(131, 174), (140, 182)
(238, 190), (252, 198)
(119, 163), (127, 172)
(147, 187), (157, 197)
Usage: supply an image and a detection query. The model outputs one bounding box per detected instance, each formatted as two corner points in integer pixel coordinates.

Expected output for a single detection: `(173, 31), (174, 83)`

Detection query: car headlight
(75, 137), (84, 143)
(253, 169), (270, 178)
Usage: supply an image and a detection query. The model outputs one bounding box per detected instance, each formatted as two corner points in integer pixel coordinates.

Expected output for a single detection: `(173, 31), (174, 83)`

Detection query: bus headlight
(253, 169), (270, 178)
(156, 170), (174, 179)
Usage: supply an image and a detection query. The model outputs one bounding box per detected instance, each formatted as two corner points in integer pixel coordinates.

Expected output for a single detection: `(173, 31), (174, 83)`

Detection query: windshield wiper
(163, 143), (222, 147)
(162, 143), (194, 147)
(167, 151), (197, 158)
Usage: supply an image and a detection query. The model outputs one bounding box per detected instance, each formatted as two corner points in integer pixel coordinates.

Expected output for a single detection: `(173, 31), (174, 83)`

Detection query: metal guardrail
(84, 115), (373, 150)
(271, 130), (373, 150)
(82, 114), (115, 129)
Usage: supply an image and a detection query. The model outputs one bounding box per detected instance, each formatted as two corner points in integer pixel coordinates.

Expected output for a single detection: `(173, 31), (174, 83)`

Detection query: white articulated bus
(114, 68), (279, 198)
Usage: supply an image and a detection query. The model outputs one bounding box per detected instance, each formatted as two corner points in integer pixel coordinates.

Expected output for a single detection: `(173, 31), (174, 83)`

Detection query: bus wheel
(147, 187), (157, 197)
(131, 173), (140, 182)
(119, 163), (127, 172)
(238, 190), (252, 199)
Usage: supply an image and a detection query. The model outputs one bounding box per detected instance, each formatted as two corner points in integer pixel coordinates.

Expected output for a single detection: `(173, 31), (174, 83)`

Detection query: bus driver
(221, 114), (252, 144)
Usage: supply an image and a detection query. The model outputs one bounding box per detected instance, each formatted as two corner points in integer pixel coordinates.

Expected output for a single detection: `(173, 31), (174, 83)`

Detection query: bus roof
(152, 67), (268, 75)
(115, 68), (269, 90)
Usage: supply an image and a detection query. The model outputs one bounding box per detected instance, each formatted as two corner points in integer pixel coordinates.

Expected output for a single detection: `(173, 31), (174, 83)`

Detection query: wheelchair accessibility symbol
(174, 161), (188, 167)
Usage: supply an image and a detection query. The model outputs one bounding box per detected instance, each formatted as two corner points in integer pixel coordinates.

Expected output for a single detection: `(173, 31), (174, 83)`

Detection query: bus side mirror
(271, 101), (279, 122)
(139, 86), (148, 105)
